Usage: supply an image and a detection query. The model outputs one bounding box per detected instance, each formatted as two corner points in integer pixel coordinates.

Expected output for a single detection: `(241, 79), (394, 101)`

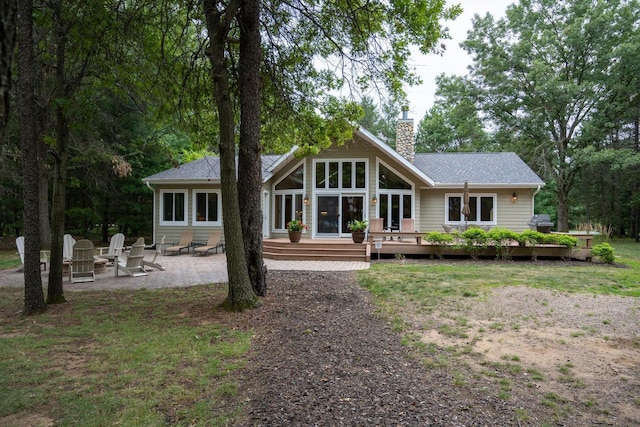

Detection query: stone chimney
(395, 105), (415, 163)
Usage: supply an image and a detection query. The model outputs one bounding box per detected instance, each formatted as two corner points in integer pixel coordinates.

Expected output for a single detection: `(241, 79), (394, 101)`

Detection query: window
(274, 163), (305, 231)
(315, 160), (366, 189)
(192, 190), (221, 226)
(377, 162), (413, 229)
(446, 194), (495, 224)
(160, 190), (187, 226)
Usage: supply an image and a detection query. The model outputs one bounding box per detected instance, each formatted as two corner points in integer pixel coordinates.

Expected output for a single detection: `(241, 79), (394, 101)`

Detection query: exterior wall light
(511, 192), (518, 203)
(371, 196), (378, 205)
(304, 195), (310, 205)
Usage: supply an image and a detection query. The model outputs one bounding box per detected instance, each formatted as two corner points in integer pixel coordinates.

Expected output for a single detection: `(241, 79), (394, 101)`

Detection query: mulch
(236, 270), (521, 426)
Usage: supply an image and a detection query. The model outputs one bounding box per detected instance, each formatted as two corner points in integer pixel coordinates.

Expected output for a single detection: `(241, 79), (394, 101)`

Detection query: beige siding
(419, 188), (535, 233)
(151, 183), (225, 247)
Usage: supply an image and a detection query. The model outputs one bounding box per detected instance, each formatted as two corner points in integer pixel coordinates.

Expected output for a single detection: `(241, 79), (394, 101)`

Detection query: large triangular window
(378, 164), (411, 189)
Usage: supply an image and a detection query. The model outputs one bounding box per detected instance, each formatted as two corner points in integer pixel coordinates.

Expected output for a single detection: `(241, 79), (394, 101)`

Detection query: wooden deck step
(263, 239), (369, 262)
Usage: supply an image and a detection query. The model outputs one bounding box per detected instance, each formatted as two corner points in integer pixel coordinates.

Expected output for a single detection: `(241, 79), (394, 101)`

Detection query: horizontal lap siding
(420, 188), (535, 233)
(153, 183), (225, 247)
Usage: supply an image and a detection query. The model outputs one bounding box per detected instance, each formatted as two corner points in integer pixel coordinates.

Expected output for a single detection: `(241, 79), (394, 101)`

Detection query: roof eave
(430, 182), (546, 189)
(142, 179), (221, 186)
(354, 128), (436, 187)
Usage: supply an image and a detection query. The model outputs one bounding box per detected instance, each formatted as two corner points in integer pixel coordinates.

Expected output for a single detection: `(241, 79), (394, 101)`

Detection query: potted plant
(348, 219), (368, 243)
(286, 219), (307, 243)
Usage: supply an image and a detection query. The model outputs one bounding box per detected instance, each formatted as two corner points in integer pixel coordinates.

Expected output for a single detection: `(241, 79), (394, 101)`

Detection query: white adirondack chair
(143, 235), (166, 271)
(63, 234), (76, 261)
(16, 236), (48, 271)
(70, 239), (95, 283)
(116, 237), (148, 277)
(97, 233), (125, 264)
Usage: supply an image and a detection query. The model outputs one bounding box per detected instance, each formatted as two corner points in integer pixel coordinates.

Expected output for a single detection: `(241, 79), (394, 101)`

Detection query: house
(142, 114), (545, 248)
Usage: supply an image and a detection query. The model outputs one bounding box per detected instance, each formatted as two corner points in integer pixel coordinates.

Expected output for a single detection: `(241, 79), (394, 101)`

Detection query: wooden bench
(550, 232), (595, 248)
(368, 231), (423, 244)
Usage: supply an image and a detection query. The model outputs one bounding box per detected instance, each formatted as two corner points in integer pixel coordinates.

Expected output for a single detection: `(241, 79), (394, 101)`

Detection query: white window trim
(273, 161), (306, 232)
(444, 193), (497, 225)
(376, 160), (415, 220)
(191, 190), (222, 226)
(159, 189), (188, 226)
(313, 158), (368, 190)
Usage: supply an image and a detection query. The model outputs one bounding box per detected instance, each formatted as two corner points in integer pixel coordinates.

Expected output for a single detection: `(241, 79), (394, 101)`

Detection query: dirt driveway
(411, 284), (640, 425)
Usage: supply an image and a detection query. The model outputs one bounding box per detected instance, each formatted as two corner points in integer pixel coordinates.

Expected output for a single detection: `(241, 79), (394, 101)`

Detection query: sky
(404, 0), (515, 121)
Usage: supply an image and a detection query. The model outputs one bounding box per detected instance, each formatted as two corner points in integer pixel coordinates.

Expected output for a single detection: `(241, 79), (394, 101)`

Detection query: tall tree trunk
(47, 0), (68, 304)
(17, 0), (46, 315)
(204, 0), (258, 311)
(38, 174), (51, 249)
(238, 0), (266, 296)
(0, 0), (16, 141)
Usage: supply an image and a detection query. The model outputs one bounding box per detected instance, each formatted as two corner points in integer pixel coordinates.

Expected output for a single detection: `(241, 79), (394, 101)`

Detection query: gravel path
(237, 270), (521, 426)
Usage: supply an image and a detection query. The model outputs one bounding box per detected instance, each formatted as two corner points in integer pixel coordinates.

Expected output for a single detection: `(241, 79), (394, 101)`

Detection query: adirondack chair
(164, 230), (194, 255)
(116, 237), (148, 277)
(367, 218), (384, 241)
(399, 218), (417, 242)
(16, 236), (48, 271)
(97, 233), (125, 264)
(63, 234), (76, 261)
(143, 235), (166, 271)
(193, 231), (222, 256)
(70, 239), (95, 283)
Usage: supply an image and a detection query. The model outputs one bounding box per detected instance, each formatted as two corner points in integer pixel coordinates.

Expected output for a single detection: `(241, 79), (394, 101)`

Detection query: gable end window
(160, 190), (188, 226)
(193, 190), (221, 226)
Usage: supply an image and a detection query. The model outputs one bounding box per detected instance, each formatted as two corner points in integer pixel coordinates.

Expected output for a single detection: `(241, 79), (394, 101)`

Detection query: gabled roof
(414, 152), (545, 189)
(142, 129), (545, 189)
(143, 153), (288, 184)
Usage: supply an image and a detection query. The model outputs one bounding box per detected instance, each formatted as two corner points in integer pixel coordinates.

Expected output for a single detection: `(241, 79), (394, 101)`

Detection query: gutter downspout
(145, 181), (156, 247)
(532, 185), (541, 216)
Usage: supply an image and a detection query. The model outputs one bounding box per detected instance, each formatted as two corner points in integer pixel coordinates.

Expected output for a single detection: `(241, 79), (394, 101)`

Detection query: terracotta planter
(288, 230), (302, 243)
(351, 231), (366, 243)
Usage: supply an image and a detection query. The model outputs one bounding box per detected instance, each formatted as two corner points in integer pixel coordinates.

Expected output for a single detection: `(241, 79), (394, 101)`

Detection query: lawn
(0, 285), (250, 426)
(0, 238), (639, 425)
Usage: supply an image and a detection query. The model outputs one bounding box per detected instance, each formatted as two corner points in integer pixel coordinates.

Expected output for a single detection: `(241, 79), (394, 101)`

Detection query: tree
(357, 96), (396, 145)
(203, 0), (259, 311)
(238, 0), (266, 296)
(0, 0), (16, 142)
(415, 74), (491, 153)
(199, 0), (461, 309)
(463, 0), (640, 231)
(17, 0), (46, 315)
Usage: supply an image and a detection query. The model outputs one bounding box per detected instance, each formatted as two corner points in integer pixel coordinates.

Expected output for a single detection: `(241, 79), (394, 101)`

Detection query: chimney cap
(401, 105), (409, 120)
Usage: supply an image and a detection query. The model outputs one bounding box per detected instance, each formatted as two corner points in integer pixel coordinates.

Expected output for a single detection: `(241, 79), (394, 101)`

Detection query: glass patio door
(315, 194), (365, 236)
(340, 195), (364, 234)
(316, 195), (339, 235)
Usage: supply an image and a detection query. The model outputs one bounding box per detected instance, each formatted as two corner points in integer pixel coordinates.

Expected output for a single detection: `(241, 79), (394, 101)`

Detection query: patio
(0, 250), (370, 291)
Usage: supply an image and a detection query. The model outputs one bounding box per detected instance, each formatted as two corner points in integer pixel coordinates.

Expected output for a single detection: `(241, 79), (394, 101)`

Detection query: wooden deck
(263, 238), (593, 262)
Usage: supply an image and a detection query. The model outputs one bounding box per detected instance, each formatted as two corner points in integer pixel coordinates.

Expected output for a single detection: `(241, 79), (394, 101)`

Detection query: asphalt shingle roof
(413, 152), (544, 186)
(143, 155), (284, 182)
(143, 150), (543, 188)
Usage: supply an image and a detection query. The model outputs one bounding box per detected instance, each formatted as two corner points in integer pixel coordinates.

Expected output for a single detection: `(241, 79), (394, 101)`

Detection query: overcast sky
(404, 0), (515, 121)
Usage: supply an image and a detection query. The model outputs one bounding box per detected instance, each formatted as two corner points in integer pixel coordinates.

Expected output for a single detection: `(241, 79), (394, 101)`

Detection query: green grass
(0, 285), (250, 425)
(359, 239), (640, 304)
(0, 249), (21, 270)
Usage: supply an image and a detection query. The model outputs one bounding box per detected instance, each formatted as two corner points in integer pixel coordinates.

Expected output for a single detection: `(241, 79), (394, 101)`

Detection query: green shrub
(425, 231), (454, 245)
(488, 227), (520, 260)
(555, 235), (578, 248)
(425, 231), (454, 259)
(518, 229), (546, 246)
(591, 243), (615, 264)
(462, 228), (488, 261)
